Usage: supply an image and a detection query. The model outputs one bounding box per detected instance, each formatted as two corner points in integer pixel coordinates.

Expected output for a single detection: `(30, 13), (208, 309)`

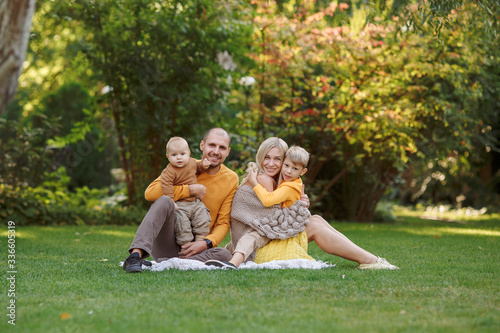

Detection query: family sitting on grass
(122, 128), (398, 273)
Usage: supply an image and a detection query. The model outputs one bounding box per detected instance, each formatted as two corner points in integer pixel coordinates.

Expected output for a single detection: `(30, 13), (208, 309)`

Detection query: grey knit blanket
(227, 185), (310, 261)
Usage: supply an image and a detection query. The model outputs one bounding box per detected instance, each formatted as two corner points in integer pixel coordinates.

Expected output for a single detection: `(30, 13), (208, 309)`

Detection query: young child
(161, 137), (211, 246)
(206, 146), (309, 269)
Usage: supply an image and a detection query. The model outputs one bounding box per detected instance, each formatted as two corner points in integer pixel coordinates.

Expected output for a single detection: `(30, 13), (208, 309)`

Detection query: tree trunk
(0, 0), (35, 114)
(110, 96), (135, 205)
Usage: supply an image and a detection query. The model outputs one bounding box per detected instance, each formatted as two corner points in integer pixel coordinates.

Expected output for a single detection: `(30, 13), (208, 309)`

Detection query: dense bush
(0, 113), (59, 187)
(236, 1), (499, 221)
(0, 180), (147, 226)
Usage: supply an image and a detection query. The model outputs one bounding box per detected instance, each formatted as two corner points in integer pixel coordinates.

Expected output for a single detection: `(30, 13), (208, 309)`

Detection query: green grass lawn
(1, 214), (498, 333)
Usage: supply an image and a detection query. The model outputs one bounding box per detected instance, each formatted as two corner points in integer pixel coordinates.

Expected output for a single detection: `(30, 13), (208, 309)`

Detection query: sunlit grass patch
(393, 204), (500, 225)
(396, 226), (500, 237)
(1, 221), (498, 332)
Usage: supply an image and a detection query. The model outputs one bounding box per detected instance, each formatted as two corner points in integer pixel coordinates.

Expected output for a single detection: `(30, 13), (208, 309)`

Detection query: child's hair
(285, 146), (309, 168)
(166, 137), (189, 154)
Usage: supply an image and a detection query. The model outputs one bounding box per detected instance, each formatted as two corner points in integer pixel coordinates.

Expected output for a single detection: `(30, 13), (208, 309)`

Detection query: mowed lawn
(1, 215), (498, 333)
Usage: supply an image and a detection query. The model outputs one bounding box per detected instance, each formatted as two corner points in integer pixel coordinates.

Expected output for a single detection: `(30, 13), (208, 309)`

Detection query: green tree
(405, 0), (500, 38)
(41, 82), (117, 189)
(238, 0), (498, 221)
(50, 0), (251, 204)
(5, 0), (117, 191)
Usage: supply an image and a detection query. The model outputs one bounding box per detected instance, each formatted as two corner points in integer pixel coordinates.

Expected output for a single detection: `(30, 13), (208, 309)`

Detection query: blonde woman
(213, 137), (398, 270)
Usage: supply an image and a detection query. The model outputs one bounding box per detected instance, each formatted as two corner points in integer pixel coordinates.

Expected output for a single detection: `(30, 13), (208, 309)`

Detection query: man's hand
(247, 169), (258, 187)
(179, 240), (207, 258)
(174, 202), (179, 211)
(188, 184), (207, 201)
(202, 158), (211, 170)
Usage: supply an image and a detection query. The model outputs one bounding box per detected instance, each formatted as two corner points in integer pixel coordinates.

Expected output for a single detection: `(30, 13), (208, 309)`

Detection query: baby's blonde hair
(285, 146), (309, 168)
(166, 137), (189, 154)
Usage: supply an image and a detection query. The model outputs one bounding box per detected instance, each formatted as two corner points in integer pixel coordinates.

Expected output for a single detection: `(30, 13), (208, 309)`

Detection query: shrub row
(0, 185), (147, 226)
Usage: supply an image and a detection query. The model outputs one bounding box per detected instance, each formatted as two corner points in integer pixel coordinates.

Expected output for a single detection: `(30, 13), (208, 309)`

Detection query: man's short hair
(203, 127), (231, 144)
(285, 146), (309, 168)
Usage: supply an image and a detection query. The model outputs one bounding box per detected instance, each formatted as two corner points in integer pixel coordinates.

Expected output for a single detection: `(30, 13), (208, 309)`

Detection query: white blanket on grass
(120, 258), (334, 271)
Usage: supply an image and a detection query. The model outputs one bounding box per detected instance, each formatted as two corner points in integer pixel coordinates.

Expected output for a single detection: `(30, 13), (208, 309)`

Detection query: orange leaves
(325, 27), (343, 37)
(338, 3), (349, 11)
(60, 313), (72, 320)
(305, 12), (325, 25)
(321, 2), (349, 18)
(292, 97), (304, 106)
(324, 3), (338, 16)
(291, 108), (320, 118)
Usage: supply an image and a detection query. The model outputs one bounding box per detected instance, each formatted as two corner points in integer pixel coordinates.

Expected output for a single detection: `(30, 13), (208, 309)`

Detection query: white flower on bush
(239, 76), (256, 87)
(101, 85), (113, 94)
(217, 51), (236, 71)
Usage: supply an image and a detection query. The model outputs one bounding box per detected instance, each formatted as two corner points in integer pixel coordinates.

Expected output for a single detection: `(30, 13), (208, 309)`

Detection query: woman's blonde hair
(240, 137), (288, 186)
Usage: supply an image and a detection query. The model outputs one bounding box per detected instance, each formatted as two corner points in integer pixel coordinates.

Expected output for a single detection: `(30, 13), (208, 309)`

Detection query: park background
(0, 0), (499, 332)
(1, 0), (499, 223)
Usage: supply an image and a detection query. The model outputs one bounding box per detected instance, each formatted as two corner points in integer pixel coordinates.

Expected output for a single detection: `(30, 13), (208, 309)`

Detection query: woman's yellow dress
(254, 231), (312, 263)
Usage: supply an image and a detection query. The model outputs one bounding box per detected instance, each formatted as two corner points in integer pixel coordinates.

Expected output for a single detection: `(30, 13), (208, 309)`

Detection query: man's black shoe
(123, 252), (143, 273)
(205, 259), (237, 269)
(140, 259), (153, 267)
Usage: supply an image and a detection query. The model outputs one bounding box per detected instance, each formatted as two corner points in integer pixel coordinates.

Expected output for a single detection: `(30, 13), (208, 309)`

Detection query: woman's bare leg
(305, 215), (378, 264)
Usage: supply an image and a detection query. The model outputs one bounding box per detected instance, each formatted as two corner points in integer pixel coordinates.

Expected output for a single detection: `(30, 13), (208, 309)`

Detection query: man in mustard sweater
(123, 128), (238, 273)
